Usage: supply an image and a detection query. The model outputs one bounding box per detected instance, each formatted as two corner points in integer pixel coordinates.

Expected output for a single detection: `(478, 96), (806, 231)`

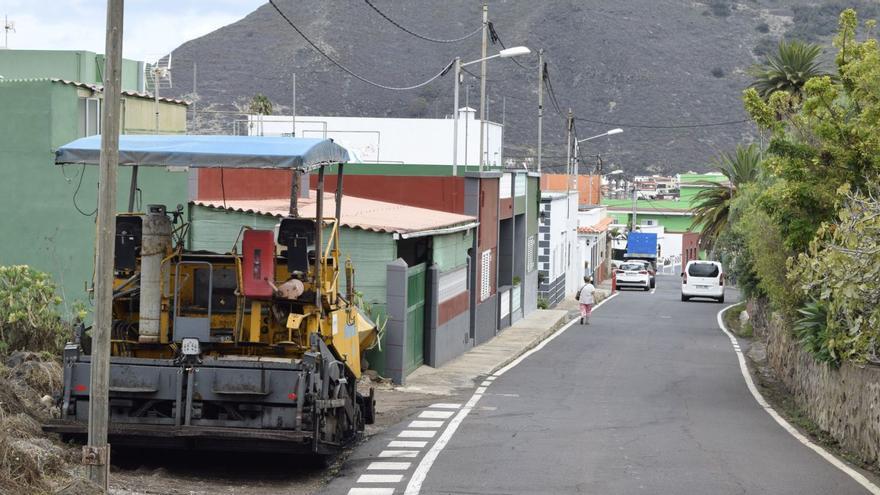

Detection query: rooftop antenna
(144, 53), (173, 134)
(3, 15), (15, 49)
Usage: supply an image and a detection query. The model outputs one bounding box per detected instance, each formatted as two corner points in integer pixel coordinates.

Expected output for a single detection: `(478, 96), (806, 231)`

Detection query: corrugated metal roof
(194, 193), (478, 236)
(42, 78), (189, 105)
(578, 217), (614, 234)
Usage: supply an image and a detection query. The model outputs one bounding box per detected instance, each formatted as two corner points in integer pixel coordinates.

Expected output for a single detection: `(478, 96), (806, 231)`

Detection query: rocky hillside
(166, 0), (873, 174)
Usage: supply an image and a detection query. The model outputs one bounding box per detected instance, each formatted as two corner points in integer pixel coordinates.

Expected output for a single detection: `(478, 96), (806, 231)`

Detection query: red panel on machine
(242, 230), (276, 298)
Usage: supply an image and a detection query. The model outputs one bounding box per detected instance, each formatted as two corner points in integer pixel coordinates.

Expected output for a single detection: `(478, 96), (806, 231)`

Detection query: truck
(44, 135), (378, 456)
(625, 231), (658, 288)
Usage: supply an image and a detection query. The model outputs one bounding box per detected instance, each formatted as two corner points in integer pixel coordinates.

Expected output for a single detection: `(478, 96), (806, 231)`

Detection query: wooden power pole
(85, 0), (124, 490)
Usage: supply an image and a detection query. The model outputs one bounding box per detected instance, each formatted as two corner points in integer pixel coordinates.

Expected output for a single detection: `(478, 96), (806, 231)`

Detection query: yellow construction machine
(45, 135), (377, 454)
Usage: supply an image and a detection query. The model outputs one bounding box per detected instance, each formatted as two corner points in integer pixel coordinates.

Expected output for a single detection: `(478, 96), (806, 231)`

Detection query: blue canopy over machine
(55, 135), (350, 171)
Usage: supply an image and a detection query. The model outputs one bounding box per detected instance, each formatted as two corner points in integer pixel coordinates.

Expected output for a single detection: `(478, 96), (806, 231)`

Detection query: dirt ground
(103, 377), (451, 495)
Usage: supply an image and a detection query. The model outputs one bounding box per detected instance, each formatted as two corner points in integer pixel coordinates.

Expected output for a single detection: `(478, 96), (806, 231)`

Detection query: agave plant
(749, 40), (830, 100)
(690, 144), (763, 251)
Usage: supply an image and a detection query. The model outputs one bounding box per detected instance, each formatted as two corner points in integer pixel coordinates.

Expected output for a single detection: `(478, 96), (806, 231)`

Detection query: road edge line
(403, 291), (619, 494)
(716, 304), (880, 495)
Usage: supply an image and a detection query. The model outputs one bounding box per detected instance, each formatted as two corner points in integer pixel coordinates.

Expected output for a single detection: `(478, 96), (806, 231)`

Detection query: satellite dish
(144, 53), (173, 93)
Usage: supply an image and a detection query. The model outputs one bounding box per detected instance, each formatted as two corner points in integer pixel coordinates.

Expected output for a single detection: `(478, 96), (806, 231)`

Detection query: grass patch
(723, 303), (753, 338)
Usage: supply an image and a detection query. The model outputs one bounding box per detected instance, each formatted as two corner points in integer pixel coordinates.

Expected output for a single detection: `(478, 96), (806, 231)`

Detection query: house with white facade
(538, 191), (579, 307)
(577, 206), (613, 284)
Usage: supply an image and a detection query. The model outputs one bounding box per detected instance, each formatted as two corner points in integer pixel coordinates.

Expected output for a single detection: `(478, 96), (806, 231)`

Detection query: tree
(748, 39), (830, 100)
(249, 93), (273, 115)
(690, 144), (763, 251)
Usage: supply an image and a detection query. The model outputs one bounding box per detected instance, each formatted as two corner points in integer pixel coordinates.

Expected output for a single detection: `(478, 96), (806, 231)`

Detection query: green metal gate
(405, 262), (426, 374)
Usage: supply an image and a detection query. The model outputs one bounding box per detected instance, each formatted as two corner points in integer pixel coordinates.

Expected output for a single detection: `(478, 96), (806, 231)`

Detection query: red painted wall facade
(311, 175), (465, 214)
(682, 232), (700, 268)
(197, 169), (293, 201)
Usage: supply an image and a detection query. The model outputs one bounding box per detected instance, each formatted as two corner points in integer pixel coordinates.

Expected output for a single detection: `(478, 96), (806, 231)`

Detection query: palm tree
(249, 94), (273, 136)
(749, 40), (829, 100)
(690, 144), (763, 251)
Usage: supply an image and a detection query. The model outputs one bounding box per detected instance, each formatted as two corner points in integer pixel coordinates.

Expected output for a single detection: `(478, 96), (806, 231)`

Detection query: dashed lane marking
(388, 440), (427, 448)
(418, 410), (454, 419)
(717, 305), (880, 495)
(348, 488), (395, 495)
(428, 403), (461, 409)
(480, 380), (492, 386)
(474, 386), (487, 394)
(398, 430), (436, 438)
(357, 474), (404, 484)
(379, 450), (420, 458)
(367, 462), (412, 471)
(408, 420), (444, 428)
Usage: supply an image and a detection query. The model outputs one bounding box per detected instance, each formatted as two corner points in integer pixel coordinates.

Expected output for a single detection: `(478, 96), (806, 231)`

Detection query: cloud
(2, 1), (263, 62)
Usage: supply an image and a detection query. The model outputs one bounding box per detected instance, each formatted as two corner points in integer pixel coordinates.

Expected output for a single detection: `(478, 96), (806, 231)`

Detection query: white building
(577, 206), (612, 283)
(245, 108), (504, 167)
(538, 191), (579, 307)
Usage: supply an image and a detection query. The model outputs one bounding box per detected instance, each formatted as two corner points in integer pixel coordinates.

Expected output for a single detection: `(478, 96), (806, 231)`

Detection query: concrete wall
(538, 273), (566, 308)
(542, 174), (602, 206)
(248, 111), (503, 167)
(474, 294), (498, 345)
(755, 301), (880, 465)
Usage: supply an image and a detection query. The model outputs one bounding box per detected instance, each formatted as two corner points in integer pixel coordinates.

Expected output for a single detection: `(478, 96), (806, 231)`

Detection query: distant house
(0, 49), (189, 309)
(538, 191), (579, 307)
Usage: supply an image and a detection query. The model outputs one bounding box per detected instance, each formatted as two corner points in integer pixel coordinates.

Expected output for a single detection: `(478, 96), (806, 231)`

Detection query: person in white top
(578, 276), (596, 325)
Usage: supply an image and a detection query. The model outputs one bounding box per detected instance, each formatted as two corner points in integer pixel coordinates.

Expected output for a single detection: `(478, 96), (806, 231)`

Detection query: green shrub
(793, 300), (835, 364)
(0, 266), (70, 356)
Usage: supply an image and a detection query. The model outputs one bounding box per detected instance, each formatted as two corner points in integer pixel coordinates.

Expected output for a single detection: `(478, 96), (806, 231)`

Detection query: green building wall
(0, 80), (188, 314)
(0, 50), (143, 91)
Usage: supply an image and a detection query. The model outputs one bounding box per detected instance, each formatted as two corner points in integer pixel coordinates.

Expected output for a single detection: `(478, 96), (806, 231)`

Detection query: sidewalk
(401, 284), (613, 395)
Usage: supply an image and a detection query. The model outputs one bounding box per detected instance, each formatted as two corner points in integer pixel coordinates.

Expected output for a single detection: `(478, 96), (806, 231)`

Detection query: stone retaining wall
(749, 300), (880, 466)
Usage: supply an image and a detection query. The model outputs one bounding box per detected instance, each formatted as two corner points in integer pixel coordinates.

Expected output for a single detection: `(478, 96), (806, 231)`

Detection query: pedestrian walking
(577, 276), (596, 325)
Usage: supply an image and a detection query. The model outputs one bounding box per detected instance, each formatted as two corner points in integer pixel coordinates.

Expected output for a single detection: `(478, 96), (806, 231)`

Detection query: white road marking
(358, 474), (404, 483)
(428, 403), (461, 409)
(368, 462), (412, 471)
(717, 305), (880, 494)
(398, 430), (436, 438)
(493, 292), (619, 377)
(485, 376), (496, 381)
(474, 386), (487, 394)
(419, 410), (454, 419)
(349, 488), (395, 495)
(404, 293), (620, 494)
(490, 393), (519, 397)
(408, 420), (444, 428)
(480, 380), (492, 386)
(388, 441), (427, 448)
(379, 450), (420, 458)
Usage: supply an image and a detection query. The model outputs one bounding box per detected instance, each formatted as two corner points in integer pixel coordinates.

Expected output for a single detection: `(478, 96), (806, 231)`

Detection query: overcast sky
(1, 0), (265, 62)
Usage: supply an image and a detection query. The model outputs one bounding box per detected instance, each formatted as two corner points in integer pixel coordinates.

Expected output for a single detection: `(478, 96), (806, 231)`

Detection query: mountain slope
(166, 0), (845, 174)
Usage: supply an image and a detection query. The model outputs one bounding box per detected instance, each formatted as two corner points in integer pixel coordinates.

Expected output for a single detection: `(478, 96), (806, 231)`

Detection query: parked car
(681, 260), (725, 302)
(627, 259), (656, 288)
(616, 262), (651, 291)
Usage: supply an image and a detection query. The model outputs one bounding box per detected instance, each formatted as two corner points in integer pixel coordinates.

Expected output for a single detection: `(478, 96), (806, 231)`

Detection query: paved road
(324, 277), (872, 494)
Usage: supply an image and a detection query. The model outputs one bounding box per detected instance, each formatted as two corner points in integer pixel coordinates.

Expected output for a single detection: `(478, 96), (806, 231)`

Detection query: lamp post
(575, 128), (623, 205)
(452, 45), (530, 176)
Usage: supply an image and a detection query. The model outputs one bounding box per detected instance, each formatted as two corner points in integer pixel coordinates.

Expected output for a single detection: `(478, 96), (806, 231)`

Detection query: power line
(575, 116), (751, 129)
(363, 0), (482, 43)
(269, 0), (454, 91)
(487, 22), (540, 71)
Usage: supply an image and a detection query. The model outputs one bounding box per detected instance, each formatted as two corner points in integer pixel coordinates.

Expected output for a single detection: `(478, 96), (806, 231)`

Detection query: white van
(681, 260), (725, 303)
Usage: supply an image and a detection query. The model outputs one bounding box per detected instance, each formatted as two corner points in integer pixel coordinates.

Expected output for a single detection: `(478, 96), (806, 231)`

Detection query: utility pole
(501, 95), (506, 168)
(537, 49), (544, 173)
(290, 74), (296, 137)
(452, 57), (460, 175)
(192, 62), (198, 132)
(478, 3), (488, 172)
(631, 182), (638, 231)
(87, 0), (124, 490)
(464, 82), (470, 168)
(566, 109), (573, 192)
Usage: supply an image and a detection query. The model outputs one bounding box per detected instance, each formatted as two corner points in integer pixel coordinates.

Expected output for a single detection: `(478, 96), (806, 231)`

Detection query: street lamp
(574, 129), (624, 205)
(453, 46), (531, 176)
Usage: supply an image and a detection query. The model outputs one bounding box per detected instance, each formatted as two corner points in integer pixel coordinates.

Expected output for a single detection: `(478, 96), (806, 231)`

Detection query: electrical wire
(72, 164), (97, 217)
(269, 0), (454, 91)
(487, 22), (540, 71)
(362, 0), (482, 43)
(575, 116), (751, 129)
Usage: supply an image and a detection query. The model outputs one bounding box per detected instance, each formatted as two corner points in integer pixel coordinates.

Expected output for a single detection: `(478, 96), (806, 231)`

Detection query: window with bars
(480, 250), (492, 302)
